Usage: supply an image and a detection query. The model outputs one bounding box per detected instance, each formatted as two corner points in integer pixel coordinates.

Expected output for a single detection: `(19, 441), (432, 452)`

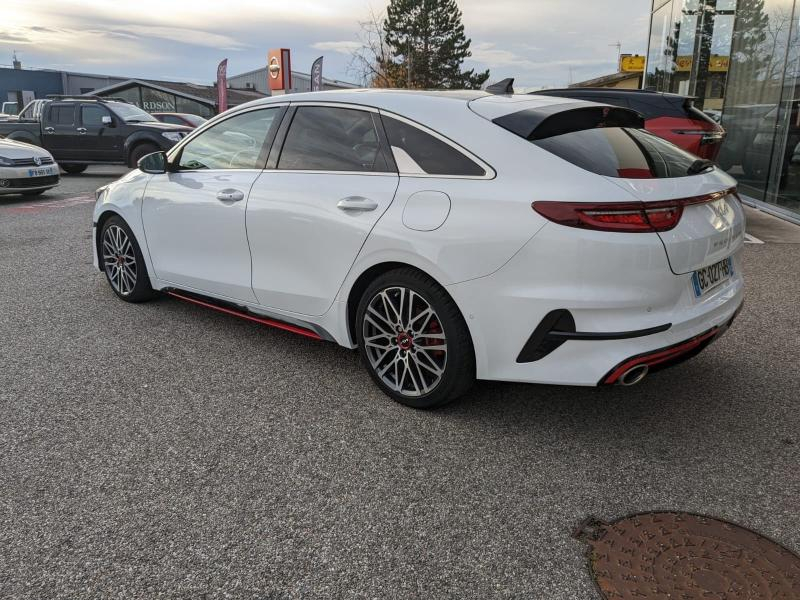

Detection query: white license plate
(692, 256), (734, 298)
(28, 166), (57, 177)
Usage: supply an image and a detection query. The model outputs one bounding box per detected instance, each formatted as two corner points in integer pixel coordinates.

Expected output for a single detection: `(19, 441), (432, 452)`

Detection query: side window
(161, 115), (182, 125)
(81, 105), (110, 126)
(50, 104), (75, 126)
(278, 106), (388, 172)
(178, 108), (279, 170)
(381, 115), (486, 177)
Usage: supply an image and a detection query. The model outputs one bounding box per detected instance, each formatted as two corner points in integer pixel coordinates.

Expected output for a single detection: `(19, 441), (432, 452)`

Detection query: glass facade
(96, 84), (215, 119)
(646, 0), (800, 220)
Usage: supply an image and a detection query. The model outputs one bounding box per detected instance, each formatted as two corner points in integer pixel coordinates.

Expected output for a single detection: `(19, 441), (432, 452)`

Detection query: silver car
(0, 138), (60, 196)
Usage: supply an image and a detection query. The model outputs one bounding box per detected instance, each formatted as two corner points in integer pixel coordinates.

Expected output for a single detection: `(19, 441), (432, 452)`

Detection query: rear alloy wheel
(100, 216), (155, 303)
(356, 268), (474, 408)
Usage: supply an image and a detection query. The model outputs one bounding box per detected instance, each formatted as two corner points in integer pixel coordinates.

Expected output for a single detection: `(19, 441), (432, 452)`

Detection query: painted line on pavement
(1, 194), (95, 215)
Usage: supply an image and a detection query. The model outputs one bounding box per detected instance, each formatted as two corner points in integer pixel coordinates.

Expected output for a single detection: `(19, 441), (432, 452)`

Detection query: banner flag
(311, 56), (324, 92)
(217, 59), (228, 113)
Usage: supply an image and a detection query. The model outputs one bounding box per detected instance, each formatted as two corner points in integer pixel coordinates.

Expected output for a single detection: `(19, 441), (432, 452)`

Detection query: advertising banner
(217, 58), (228, 113)
(311, 56), (324, 92)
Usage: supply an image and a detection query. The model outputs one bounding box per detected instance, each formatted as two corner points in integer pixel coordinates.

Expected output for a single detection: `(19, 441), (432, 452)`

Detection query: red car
(152, 112), (207, 128)
(532, 88), (725, 161)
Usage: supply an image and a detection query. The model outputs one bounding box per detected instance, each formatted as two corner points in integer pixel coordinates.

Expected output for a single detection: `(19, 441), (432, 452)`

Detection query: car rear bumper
(447, 223), (744, 386)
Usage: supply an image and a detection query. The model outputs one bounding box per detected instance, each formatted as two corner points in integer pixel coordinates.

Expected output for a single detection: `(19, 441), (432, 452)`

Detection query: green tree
(381, 0), (489, 89)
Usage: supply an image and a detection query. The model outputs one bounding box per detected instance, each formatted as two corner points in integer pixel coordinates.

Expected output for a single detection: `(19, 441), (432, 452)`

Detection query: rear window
(533, 127), (703, 179)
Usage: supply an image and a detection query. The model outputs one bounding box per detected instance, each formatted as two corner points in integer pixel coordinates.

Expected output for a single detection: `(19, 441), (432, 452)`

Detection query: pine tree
(381, 0), (489, 89)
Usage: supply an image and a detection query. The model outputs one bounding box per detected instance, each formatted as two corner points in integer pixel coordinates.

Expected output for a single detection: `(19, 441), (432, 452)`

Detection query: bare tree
(348, 7), (392, 88)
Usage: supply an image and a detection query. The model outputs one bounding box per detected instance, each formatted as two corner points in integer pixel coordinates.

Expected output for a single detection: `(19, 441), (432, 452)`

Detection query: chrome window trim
(378, 109), (496, 180)
(166, 103), (290, 163)
(261, 170), (397, 177)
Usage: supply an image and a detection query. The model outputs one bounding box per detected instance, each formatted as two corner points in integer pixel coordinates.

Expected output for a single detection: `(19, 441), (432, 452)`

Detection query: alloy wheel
(102, 225), (137, 296)
(362, 286), (448, 397)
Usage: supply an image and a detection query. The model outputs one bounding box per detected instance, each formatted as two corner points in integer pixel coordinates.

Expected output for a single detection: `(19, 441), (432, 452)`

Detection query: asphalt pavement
(1, 167), (799, 599)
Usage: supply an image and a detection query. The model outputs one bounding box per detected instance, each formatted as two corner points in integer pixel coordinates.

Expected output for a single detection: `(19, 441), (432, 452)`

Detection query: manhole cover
(574, 512), (800, 599)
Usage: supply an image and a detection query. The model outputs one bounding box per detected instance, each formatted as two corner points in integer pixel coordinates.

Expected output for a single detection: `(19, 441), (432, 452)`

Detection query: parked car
(93, 90), (744, 408)
(715, 104), (774, 171)
(742, 100), (799, 181)
(152, 112), (207, 128)
(0, 96), (192, 173)
(0, 138), (60, 196)
(533, 88), (726, 161)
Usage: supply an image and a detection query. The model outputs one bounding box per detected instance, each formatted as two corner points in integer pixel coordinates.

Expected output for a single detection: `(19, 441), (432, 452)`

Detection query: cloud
(312, 41), (361, 55)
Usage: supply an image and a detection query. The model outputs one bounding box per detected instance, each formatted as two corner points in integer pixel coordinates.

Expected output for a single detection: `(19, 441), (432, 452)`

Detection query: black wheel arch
(123, 132), (165, 166)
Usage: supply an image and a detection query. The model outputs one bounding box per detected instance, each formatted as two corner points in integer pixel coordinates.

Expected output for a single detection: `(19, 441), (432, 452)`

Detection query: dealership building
(0, 64), (355, 119)
(647, 0), (800, 223)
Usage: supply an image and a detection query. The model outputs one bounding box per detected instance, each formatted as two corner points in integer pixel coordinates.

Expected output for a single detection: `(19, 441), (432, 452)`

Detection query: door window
(381, 115), (486, 176)
(49, 104), (75, 126)
(277, 106), (388, 172)
(177, 108), (280, 170)
(81, 105), (110, 126)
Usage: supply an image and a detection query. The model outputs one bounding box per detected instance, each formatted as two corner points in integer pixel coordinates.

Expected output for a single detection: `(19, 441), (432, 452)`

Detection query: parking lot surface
(1, 168), (799, 599)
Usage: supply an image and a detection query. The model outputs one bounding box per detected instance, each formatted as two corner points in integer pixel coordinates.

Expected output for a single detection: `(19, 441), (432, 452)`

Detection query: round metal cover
(574, 512), (800, 599)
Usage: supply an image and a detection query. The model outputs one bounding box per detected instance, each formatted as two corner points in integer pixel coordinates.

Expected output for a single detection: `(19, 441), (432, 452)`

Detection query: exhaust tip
(618, 364), (649, 386)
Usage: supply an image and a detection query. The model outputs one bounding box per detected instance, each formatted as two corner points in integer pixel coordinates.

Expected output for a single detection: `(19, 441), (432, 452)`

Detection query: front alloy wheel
(102, 224), (137, 296)
(99, 216), (155, 303)
(356, 268), (475, 408)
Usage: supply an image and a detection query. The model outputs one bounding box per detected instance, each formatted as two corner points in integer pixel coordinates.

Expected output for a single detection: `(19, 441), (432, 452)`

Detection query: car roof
(236, 88), (583, 117)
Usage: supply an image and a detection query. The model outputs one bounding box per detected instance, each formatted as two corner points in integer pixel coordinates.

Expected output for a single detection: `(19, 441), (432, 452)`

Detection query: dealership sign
(268, 48), (292, 92)
(217, 58), (229, 113)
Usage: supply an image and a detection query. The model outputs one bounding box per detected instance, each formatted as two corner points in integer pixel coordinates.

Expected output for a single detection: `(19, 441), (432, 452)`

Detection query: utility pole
(609, 41), (622, 69)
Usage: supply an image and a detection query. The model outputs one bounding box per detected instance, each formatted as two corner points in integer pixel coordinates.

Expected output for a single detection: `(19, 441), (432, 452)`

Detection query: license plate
(692, 256), (734, 298)
(28, 166), (57, 177)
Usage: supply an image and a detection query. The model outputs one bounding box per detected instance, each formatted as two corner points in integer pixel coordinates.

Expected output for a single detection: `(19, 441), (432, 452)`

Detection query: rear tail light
(532, 188), (736, 233)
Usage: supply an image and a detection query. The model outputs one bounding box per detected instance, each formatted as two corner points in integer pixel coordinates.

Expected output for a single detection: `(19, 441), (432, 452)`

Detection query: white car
(92, 90), (745, 408)
(0, 138), (60, 196)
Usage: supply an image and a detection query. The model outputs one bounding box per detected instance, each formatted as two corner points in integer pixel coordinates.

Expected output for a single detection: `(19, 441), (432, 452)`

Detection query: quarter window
(177, 108), (279, 171)
(278, 106), (387, 172)
(381, 115), (486, 177)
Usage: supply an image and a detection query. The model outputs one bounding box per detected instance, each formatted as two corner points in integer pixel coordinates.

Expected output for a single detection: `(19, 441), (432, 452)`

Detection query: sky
(0, 0), (650, 90)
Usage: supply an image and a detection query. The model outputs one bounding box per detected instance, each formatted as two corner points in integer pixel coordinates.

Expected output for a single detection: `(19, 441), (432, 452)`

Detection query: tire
(61, 164), (87, 174)
(128, 144), (158, 168)
(99, 215), (156, 303)
(356, 268), (475, 408)
(22, 189), (46, 196)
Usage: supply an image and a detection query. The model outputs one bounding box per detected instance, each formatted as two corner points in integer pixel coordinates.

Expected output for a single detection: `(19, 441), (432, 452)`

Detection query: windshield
(107, 102), (158, 123)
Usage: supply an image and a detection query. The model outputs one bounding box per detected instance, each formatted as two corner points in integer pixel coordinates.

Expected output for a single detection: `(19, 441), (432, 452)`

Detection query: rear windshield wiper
(687, 158), (714, 175)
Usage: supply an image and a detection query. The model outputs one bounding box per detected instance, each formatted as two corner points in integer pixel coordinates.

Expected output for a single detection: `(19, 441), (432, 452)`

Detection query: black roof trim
(493, 102), (644, 141)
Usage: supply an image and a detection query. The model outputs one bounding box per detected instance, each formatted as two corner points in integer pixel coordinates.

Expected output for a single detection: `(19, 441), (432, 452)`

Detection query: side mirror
(101, 115), (114, 126)
(138, 151), (168, 174)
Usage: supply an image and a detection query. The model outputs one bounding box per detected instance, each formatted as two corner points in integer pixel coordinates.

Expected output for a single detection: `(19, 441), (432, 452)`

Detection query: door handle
(44, 127), (54, 134)
(216, 189), (244, 202)
(77, 127), (87, 134)
(337, 196), (379, 211)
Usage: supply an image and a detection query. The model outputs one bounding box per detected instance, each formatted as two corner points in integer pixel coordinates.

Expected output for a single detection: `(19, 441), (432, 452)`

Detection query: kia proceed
(92, 90), (744, 408)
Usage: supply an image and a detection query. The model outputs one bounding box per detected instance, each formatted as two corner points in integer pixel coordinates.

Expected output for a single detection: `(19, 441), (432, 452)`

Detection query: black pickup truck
(0, 96), (192, 173)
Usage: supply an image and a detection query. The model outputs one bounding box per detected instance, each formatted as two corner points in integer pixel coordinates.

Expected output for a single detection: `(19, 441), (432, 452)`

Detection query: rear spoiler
(493, 103), (645, 141)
